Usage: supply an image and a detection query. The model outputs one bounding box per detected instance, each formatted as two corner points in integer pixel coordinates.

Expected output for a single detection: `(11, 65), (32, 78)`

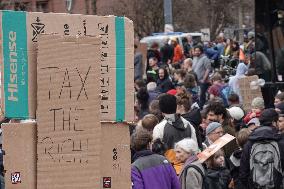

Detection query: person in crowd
(135, 79), (146, 92)
(182, 36), (193, 59)
(216, 36), (226, 56)
(205, 42), (220, 65)
(149, 100), (163, 122)
(136, 87), (149, 120)
(208, 73), (225, 100)
(183, 58), (198, 80)
(153, 94), (197, 175)
(173, 69), (187, 86)
(192, 45), (212, 108)
(229, 128), (251, 188)
(227, 93), (242, 108)
(177, 138), (205, 189)
(204, 102), (238, 157)
(171, 37), (183, 66)
(134, 44), (143, 81)
(205, 150), (231, 189)
(243, 97), (264, 124)
(184, 73), (199, 104)
(146, 57), (159, 82)
(274, 92), (284, 107)
(146, 42), (161, 70)
(131, 129), (180, 189)
(203, 122), (224, 148)
(160, 38), (174, 65)
(227, 106), (245, 132)
(224, 38), (233, 56)
(228, 62), (248, 103)
(146, 82), (160, 103)
(239, 108), (284, 189)
(140, 114), (159, 132)
(176, 94), (203, 149)
(276, 104), (284, 134)
(156, 67), (174, 93)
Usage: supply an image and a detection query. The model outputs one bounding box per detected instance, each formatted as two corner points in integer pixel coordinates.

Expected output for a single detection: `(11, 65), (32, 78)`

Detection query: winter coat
(132, 150), (180, 189)
(238, 126), (284, 189)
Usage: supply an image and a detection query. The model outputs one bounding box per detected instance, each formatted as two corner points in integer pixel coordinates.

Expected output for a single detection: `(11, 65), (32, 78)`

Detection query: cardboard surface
(0, 11), (134, 121)
(2, 122), (37, 189)
(36, 35), (101, 189)
(197, 134), (235, 163)
(101, 122), (131, 189)
(238, 75), (263, 112)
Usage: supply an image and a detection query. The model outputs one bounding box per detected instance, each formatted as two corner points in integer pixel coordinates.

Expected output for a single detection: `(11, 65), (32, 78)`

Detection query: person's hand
(250, 112), (256, 118)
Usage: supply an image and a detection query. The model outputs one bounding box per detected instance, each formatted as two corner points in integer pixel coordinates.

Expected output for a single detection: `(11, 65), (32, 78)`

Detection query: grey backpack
(250, 140), (283, 188)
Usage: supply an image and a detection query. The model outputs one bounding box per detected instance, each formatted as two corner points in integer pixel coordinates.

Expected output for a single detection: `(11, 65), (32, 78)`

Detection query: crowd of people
(131, 33), (284, 189)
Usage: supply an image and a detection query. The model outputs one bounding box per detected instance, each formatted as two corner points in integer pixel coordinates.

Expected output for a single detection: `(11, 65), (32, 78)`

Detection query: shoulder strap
(183, 163), (205, 182)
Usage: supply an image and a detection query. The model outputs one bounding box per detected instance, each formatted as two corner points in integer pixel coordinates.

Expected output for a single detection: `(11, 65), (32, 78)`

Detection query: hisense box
(0, 11), (134, 121)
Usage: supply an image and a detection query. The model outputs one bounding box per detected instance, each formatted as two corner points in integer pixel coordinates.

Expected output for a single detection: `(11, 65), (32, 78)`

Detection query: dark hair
(149, 100), (163, 121)
(152, 139), (168, 155)
(151, 42), (159, 49)
(228, 93), (240, 104)
(135, 79), (146, 89)
(158, 67), (169, 80)
(194, 45), (204, 53)
(136, 87), (149, 110)
(259, 108), (279, 126)
(149, 56), (158, 62)
(205, 102), (227, 117)
(184, 73), (197, 88)
(131, 129), (152, 151)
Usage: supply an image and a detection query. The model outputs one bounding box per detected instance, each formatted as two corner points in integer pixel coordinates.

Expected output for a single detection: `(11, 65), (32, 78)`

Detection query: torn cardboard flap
(2, 122), (37, 189)
(37, 35), (101, 189)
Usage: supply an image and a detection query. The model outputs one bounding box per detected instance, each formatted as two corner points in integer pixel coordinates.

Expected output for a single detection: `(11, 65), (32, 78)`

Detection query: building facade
(1, 0), (95, 14)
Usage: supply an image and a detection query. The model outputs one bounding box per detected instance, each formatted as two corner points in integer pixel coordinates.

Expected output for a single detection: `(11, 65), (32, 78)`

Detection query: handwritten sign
(37, 35), (101, 189)
(198, 134), (235, 163)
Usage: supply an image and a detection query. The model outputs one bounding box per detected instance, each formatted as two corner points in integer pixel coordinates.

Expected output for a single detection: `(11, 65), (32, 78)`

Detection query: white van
(140, 32), (203, 50)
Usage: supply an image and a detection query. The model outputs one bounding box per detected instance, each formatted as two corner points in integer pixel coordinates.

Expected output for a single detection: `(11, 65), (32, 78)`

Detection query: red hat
(167, 89), (177, 96)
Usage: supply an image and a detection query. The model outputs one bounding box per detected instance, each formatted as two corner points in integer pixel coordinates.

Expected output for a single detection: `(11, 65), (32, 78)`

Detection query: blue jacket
(131, 150), (180, 189)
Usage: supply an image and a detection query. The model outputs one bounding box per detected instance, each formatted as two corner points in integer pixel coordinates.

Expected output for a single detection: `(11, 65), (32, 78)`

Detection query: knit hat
(227, 106), (245, 121)
(206, 122), (222, 135)
(251, 97), (265, 109)
(159, 94), (177, 114)
(259, 108), (279, 125)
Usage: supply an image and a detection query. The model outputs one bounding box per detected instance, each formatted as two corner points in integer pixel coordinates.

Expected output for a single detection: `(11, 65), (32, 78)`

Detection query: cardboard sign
(2, 122), (37, 189)
(197, 134), (235, 163)
(101, 122), (131, 189)
(238, 75), (263, 112)
(36, 35), (101, 189)
(0, 11), (134, 121)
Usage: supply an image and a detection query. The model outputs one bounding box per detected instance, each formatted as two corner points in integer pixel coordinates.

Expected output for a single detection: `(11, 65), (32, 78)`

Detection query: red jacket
(243, 111), (261, 124)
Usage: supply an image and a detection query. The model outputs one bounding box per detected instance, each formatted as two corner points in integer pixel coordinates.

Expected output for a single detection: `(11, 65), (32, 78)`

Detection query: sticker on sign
(11, 172), (21, 184)
(103, 177), (111, 188)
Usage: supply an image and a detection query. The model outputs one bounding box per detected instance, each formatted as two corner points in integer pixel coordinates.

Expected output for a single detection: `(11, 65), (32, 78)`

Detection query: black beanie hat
(159, 94), (177, 114)
(259, 108), (279, 126)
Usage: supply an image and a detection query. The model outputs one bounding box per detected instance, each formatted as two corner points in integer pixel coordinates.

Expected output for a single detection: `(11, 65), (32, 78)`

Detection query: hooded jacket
(153, 114), (197, 174)
(131, 150), (180, 189)
(239, 126), (284, 189)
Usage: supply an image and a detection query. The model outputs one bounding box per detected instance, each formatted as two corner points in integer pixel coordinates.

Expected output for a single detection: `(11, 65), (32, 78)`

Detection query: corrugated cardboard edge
(2, 122), (37, 189)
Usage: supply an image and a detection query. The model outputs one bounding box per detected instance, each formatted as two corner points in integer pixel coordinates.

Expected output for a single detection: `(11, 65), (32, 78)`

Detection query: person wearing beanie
(203, 122), (224, 149)
(243, 97), (264, 124)
(153, 94), (197, 175)
(239, 108), (284, 188)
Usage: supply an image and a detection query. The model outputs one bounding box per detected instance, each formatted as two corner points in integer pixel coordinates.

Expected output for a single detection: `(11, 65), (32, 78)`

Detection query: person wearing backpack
(176, 138), (205, 189)
(239, 108), (284, 189)
(153, 94), (197, 175)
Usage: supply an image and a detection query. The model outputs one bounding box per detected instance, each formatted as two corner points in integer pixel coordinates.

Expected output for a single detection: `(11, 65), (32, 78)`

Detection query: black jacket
(238, 126), (284, 189)
(156, 77), (174, 93)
